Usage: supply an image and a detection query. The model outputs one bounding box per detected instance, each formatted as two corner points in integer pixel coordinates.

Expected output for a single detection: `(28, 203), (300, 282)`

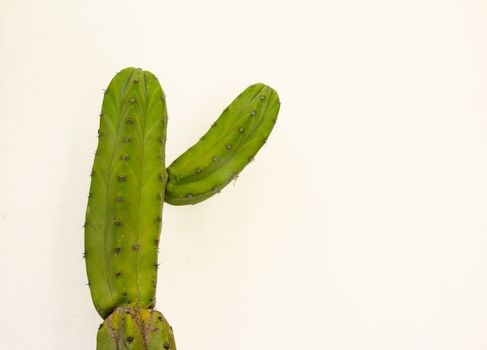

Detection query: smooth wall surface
(1, 0), (487, 349)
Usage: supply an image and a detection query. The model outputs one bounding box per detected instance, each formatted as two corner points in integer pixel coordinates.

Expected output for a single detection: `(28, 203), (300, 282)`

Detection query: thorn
(120, 155), (129, 161)
(239, 127), (245, 133)
(129, 97), (136, 104)
(195, 167), (201, 174)
(90, 170), (94, 177)
(226, 144), (232, 150)
(212, 156), (219, 163)
(231, 172), (239, 185)
(113, 247), (121, 255)
(186, 194), (193, 200)
(114, 217), (121, 227)
(132, 244), (140, 251)
(164, 342), (171, 349)
(259, 95), (265, 100)
(126, 336), (134, 344)
(126, 117), (134, 124)
(82, 252), (87, 259)
(115, 272), (121, 277)
(133, 79), (139, 84)
(115, 197), (123, 202)
(83, 221), (87, 228)
(250, 111), (256, 116)
(124, 137), (131, 143)
(118, 175), (126, 182)
(155, 216), (162, 223)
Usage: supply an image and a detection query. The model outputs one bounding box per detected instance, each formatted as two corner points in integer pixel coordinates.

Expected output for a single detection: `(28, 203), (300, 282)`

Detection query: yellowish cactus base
(96, 304), (176, 350)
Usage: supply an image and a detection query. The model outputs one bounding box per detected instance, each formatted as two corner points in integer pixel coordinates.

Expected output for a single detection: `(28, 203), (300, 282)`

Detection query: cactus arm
(164, 83), (280, 206)
(84, 67), (168, 318)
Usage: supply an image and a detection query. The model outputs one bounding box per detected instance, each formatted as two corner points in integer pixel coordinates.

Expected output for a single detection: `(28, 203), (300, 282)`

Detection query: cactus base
(96, 304), (176, 350)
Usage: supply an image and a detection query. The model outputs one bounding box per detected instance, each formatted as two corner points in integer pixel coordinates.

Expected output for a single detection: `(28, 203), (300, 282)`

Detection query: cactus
(165, 83), (280, 205)
(84, 67), (280, 349)
(96, 304), (176, 350)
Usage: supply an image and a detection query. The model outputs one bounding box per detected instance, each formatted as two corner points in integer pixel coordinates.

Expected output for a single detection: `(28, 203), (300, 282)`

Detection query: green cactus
(84, 67), (280, 349)
(165, 83), (280, 205)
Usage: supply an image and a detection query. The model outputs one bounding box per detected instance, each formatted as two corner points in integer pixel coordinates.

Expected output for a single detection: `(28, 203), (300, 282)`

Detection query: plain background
(1, 0), (487, 349)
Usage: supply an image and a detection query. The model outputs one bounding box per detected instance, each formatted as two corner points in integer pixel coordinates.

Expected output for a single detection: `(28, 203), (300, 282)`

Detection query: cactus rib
(164, 83), (280, 205)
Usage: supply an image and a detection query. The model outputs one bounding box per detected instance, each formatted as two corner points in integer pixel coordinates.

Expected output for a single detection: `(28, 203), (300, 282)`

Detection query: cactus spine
(85, 67), (280, 349)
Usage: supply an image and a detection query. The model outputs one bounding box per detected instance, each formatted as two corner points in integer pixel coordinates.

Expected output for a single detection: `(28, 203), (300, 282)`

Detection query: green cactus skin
(96, 304), (176, 350)
(164, 83), (280, 205)
(84, 67), (168, 319)
(85, 67), (280, 349)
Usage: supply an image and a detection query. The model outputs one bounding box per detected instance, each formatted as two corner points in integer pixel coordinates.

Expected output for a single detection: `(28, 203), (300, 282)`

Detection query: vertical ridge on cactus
(84, 67), (280, 349)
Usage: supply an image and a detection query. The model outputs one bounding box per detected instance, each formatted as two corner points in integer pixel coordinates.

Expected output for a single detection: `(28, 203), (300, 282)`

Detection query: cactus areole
(84, 67), (280, 349)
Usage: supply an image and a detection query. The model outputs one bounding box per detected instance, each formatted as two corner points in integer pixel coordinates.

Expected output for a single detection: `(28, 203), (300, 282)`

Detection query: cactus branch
(84, 67), (168, 319)
(164, 83), (280, 205)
